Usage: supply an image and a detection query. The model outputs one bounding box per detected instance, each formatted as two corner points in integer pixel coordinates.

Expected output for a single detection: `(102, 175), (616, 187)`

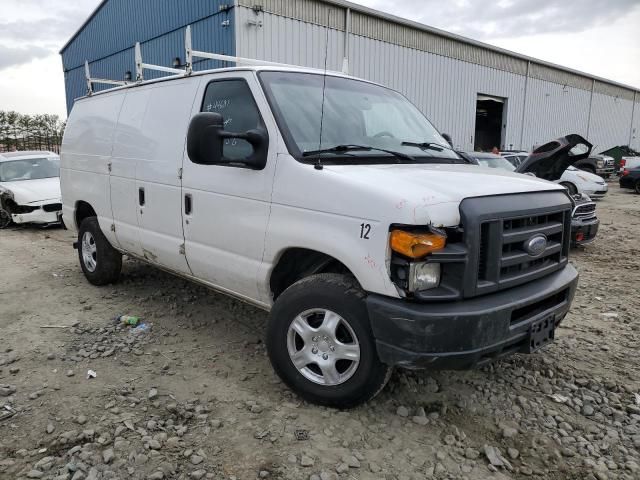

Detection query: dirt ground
(1, 183), (639, 480)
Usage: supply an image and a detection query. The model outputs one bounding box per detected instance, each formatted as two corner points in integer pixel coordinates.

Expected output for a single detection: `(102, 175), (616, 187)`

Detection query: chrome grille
(572, 202), (596, 220)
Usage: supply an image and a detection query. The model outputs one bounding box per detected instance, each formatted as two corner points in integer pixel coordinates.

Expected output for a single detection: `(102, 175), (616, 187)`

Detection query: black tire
(560, 182), (578, 196)
(635, 180), (640, 195)
(0, 208), (12, 229)
(78, 217), (122, 286)
(267, 273), (392, 408)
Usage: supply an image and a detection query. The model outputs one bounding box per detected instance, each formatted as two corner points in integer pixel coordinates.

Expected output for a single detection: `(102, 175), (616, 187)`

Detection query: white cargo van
(61, 59), (588, 407)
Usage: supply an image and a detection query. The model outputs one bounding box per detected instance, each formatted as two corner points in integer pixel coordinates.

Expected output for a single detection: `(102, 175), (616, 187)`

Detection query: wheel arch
(560, 181), (578, 195)
(75, 200), (98, 231)
(269, 248), (360, 300)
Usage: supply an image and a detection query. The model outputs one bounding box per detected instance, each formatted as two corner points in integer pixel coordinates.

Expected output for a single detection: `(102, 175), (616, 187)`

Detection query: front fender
(260, 204), (401, 303)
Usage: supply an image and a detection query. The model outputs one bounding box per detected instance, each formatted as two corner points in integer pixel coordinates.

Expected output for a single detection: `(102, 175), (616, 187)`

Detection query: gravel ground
(1, 182), (639, 480)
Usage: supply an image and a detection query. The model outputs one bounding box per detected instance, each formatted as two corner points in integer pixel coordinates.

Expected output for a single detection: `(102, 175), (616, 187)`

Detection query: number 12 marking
(360, 223), (371, 239)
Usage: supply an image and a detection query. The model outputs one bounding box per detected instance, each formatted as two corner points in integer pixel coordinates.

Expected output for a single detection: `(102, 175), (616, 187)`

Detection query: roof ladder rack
(84, 61), (130, 95)
(82, 25), (321, 97)
(135, 42), (185, 81)
(184, 25), (298, 73)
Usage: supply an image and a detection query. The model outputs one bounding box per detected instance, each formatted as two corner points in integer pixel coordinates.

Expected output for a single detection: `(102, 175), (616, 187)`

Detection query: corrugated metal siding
(239, 0), (638, 100)
(630, 94), (639, 150)
(589, 93), (635, 151)
(349, 11), (528, 76)
(521, 78), (592, 151)
(238, 0), (345, 30)
(528, 63), (593, 92)
(345, 35), (527, 151)
(236, 4), (638, 152)
(61, 0), (233, 70)
(236, 8), (345, 71)
(594, 81), (636, 102)
(63, 6), (234, 113)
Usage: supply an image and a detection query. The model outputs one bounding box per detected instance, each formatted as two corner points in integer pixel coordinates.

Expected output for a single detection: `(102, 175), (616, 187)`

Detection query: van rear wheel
(78, 217), (122, 286)
(267, 274), (392, 408)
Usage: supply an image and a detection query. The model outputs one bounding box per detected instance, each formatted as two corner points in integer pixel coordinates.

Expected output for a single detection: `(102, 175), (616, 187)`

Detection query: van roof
(76, 65), (383, 104)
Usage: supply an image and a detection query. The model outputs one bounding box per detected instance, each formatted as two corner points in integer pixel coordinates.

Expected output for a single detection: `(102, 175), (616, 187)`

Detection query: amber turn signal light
(390, 230), (446, 259)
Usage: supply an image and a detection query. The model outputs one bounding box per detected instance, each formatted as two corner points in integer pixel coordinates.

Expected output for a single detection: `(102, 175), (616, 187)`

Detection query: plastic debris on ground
(131, 323), (152, 335)
(116, 315), (141, 326)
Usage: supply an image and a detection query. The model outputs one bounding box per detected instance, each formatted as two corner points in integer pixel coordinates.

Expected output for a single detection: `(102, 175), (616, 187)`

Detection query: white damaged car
(0, 151), (63, 229)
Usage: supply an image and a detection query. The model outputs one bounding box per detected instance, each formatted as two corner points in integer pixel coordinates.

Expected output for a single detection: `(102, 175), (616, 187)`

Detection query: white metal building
(62, 0), (640, 153)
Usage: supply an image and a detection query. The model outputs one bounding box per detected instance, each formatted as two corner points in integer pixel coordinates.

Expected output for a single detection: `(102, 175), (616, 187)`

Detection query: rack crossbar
(83, 25), (337, 97)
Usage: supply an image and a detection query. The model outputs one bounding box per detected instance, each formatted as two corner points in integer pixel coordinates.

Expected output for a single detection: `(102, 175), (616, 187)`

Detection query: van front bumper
(366, 265), (578, 369)
(571, 217), (599, 246)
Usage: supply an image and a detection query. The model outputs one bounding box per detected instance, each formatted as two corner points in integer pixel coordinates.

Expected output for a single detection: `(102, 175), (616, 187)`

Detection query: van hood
(274, 155), (571, 229)
(0, 177), (61, 204)
(516, 134), (593, 180)
(323, 162), (563, 206)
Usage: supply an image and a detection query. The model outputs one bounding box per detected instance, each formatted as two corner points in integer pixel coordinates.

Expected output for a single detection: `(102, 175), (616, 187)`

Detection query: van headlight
(408, 262), (441, 292)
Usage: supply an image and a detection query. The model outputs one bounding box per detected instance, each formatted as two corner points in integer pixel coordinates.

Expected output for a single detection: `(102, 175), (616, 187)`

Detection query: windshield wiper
(401, 141), (452, 152)
(302, 144), (415, 162)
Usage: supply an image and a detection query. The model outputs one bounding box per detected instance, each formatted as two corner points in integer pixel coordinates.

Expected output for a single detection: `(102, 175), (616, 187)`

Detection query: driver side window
(201, 79), (264, 160)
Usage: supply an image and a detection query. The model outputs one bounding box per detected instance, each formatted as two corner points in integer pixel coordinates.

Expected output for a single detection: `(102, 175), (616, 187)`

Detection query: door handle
(185, 194), (192, 215)
(139, 187), (145, 206)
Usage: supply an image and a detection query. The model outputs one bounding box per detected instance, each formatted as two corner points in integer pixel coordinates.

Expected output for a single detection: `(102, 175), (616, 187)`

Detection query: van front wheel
(267, 274), (392, 408)
(78, 217), (122, 286)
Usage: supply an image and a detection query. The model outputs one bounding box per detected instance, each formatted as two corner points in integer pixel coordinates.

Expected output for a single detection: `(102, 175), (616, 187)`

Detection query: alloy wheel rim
(286, 308), (361, 386)
(82, 231), (98, 272)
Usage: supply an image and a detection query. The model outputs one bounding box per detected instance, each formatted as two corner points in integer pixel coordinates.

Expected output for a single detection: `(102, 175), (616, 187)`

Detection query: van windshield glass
(259, 72), (461, 163)
(0, 158), (60, 182)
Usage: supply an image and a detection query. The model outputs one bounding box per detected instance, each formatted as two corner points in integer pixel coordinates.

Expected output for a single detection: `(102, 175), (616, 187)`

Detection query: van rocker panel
(367, 264), (578, 369)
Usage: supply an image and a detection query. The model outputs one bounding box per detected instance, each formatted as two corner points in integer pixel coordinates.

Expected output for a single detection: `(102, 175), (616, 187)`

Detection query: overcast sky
(1, 0), (639, 118)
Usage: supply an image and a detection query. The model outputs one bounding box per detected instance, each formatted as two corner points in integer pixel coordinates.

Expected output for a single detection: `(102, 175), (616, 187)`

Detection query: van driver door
(181, 72), (278, 303)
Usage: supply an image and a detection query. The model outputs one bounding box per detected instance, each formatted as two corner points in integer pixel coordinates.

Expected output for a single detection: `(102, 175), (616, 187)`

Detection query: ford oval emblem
(524, 234), (548, 257)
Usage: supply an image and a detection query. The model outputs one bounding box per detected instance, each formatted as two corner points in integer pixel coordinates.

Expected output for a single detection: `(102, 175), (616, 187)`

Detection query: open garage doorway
(474, 94), (507, 152)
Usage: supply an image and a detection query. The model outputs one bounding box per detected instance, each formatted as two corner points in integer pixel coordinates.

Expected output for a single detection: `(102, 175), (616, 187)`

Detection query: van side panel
(110, 88), (152, 257)
(60, 91), (125, 247)
(134, 79), (201, 273)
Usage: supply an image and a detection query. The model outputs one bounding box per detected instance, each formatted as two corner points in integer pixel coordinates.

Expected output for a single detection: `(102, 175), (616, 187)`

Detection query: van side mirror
(187, 112), (268, 170)
(442, 133), (453, 147)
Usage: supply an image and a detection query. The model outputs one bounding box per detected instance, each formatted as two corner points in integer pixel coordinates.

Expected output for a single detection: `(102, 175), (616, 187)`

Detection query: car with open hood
(461, 137), (601, 248)
(466, 143), (608, 200)
(0, 151), (62, 229)
(62, 59), (589, 407)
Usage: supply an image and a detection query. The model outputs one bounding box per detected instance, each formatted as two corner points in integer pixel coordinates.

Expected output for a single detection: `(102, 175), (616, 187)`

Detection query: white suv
(61, 65), (584, 407)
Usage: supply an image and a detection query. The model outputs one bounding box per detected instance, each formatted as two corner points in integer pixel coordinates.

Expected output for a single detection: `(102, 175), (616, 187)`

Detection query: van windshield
(0, 157), (60, 182)
(259, 71), (461, 163)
